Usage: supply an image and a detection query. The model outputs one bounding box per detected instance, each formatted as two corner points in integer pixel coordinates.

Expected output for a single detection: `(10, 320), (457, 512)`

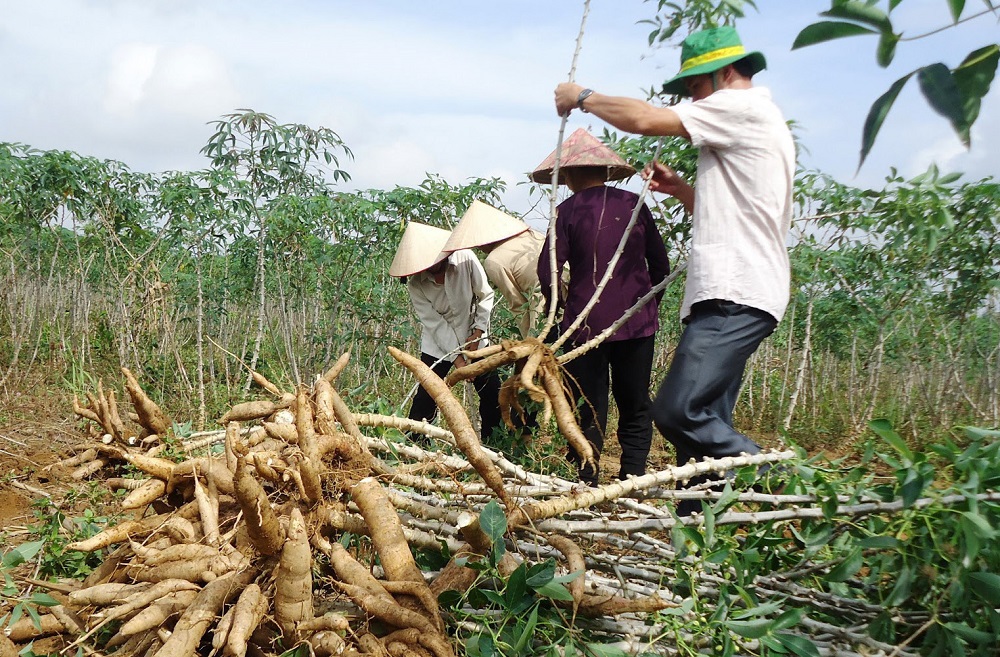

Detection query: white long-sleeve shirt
(407, 249), (493, 361)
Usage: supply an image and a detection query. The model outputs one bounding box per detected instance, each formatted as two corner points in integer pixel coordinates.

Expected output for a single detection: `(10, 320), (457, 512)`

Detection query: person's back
(674, 86), (795, 322)
(540, 184), (667, 345)
(531, 157), (670, 485)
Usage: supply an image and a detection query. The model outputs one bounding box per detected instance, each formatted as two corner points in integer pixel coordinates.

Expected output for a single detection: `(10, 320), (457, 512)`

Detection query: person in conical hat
(533, 131), (671, 488)
(442, 200), (545, 340)
(529, 127), (635, 186)
(390, 221), (502, 444)
(552, 25), (795, 514)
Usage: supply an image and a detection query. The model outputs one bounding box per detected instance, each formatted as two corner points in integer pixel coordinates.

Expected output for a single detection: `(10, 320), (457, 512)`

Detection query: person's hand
(454, 354), (468, 369)
(643, 161), (684, 195)
(465, 330), (484, 349)
(555, 82), (584, 116)
(643, 160), (695, 212)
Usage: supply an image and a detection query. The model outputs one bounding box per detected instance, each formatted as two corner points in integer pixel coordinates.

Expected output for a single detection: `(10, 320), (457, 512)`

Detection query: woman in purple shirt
(534, 130), (670, 485)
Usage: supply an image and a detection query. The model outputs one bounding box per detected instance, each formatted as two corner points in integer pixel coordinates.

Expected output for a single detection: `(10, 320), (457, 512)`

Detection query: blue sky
(1, 0), (997, 218)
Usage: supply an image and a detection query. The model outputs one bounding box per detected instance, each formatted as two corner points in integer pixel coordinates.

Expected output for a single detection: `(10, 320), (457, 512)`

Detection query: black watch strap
(576, 88), (594, 112)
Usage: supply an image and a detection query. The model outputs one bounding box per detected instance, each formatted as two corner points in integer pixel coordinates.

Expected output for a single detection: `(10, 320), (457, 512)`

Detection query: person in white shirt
(389, 222), (502, 444)
(553, 26), (795, 512)
(442, 200), (545, 341)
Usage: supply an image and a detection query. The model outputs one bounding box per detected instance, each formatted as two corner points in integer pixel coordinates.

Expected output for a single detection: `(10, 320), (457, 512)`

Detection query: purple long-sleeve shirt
(537, 185), (670, 344)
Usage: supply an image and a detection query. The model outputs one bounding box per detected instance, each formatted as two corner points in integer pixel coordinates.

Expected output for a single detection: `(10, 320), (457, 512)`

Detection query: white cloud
(104, 43), (158, 116)
(1, 0), (995, 210)
(141, 44), (239, 120)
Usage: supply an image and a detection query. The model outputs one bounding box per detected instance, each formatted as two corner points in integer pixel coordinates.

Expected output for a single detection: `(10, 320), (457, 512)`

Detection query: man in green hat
(553, 26), (795, 514)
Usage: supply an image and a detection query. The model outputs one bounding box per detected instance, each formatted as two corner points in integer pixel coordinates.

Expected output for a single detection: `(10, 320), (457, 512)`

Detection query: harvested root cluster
(7, 343), (918, 657)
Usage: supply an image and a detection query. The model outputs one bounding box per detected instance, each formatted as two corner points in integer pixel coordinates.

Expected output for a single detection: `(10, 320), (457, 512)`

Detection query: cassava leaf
(860, 73), (913, 168)
(876, 31), (899, 67)
(825, 548), (863, 583)
(948, 0), (967, 21)
(727, 617), (774, 639)
(968, 571), (1000, 605)
(822, 1), (893, 31)
(918, 63), (969, 145)
(533, 580), (576, 601)
(479, 499), (506, 543)
(953, 45), (1000, 142)
(1, 540), (45, 569)
(775, 633), (821, 657)
(869, 419), (914, 462)
(581, 643), (629, 657)
(792, 21), (878, 49)
(885, 565), (915, 607)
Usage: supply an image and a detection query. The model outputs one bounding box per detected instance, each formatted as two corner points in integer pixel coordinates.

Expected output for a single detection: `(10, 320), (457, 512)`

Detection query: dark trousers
(407, 352), (502, 444)
(564, 335), (656, 483)
(652, 300), (777, 512)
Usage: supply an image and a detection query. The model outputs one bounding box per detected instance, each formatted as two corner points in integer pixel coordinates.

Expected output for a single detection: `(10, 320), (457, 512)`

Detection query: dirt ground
(0, 372), (85, 529)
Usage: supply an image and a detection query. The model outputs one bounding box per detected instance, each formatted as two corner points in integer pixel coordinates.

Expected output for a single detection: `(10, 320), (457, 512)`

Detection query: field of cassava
(1, 104), (999, 657)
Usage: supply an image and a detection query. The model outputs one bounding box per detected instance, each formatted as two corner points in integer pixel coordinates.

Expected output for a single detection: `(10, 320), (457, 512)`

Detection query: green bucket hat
(662, 26), (766, 97)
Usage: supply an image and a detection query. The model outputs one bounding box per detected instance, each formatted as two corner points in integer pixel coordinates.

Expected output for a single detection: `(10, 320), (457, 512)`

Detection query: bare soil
(0, 370), (85, 527)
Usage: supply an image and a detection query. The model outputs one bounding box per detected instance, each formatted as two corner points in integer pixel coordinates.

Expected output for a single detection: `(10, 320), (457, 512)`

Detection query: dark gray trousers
(653, 299), (777, 468)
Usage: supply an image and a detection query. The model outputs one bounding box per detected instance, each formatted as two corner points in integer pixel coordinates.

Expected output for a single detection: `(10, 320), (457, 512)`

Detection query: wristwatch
(576, 88), (594, 112)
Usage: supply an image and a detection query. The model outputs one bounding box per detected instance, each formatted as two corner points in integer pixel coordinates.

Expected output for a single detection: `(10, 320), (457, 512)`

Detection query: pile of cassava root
(5, 342), (907, 657)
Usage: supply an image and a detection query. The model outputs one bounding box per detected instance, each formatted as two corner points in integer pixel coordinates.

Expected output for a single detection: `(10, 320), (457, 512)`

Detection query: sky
(1, 0), (997, 221)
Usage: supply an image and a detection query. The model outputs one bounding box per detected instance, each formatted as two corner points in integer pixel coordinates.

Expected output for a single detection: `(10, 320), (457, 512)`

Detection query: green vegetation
(0, 3), (998, 656)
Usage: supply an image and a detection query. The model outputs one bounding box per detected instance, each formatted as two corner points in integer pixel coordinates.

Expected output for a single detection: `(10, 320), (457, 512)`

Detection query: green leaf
(733, 601), (785, 619)
(825, 548), (863, 583)
(962, 425), (1000, 442)
(858, 536), (902, 549)
(821, 1), (893, 31)
(8, 604), (24, 629)
(792, 21), (878, 50)
(482, 590), (506, 607)
(944, 621), (993, 644)
(437, 589), (462, 609)
(512, 605), (539, 654)
(29, 592), (60, 607)
(533, 580), (576, 602)
(727, 617), (774, 639)
(868, 610), (896, 642)
(961, 510), (996, 538)
(918, 64), (969, 146)
(948, 0), (967, 21)
(1, 541), (45, 569)
(885, 565), (915, 607)
(470, 634), (496, 657)
(771, 608), (805, 632)
(968, 571), (1000, 605)
(479, 500), (507, 543)
(869, 419), (914, 462)
(953, 45), (1000, 143)
(775, 633), (821, 657)
(580, 643), (629, 657)
(876, 32), (899, 67)
(505, 563), (528, 609)
(551, 569), (584, 585)
(525, 558), (556, 587)
(860, 73), (913, 168)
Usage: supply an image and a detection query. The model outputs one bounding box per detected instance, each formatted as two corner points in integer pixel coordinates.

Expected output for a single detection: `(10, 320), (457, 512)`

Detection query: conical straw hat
(530, 127), (635, 184)
(442, 200), (529, 253)
(388, 222), (452, 277)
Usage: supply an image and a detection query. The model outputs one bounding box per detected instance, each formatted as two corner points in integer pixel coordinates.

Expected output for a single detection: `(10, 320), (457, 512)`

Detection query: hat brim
(388, 223), (453, 277)
(662, 51), (766, 96)
(529, 163), (636, 185)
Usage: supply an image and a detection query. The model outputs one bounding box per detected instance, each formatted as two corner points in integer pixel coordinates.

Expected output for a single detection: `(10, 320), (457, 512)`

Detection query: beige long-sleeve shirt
(483, 229), (545, 339)
(407, 249), (493, 361)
